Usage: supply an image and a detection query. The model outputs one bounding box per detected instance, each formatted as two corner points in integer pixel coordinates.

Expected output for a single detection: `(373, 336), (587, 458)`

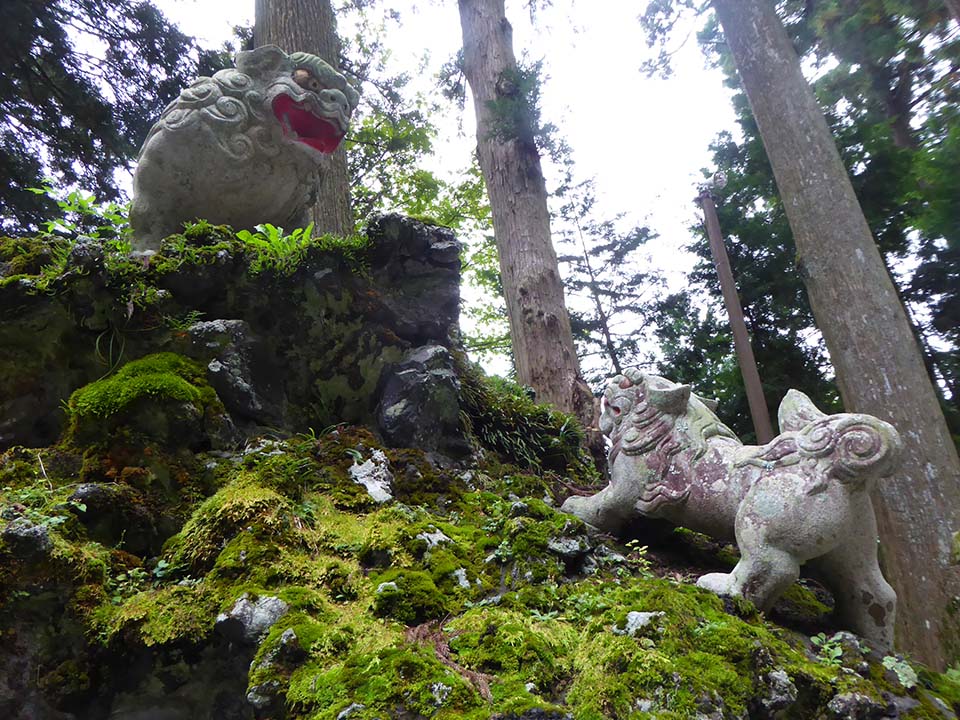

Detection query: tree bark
(457, 0), (598, 440)
(945, 0), (960, 26)
(255, 0), (353, 236)
(712, 0), (960, 669)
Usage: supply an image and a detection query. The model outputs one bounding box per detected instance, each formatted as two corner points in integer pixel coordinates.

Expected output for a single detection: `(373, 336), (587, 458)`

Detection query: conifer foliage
(0, 0), (228, 231)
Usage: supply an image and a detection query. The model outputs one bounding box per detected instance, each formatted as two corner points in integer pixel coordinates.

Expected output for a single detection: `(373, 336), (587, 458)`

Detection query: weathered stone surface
(276, 628), (307, 664)
(1, 518), (52, 561)
(69, 483), (160, 556)
(246, 680), (282, 714)
(215, 594), (289, 645)
(546, 535), (590, 560)
(130, 45), (359, 252)
(376, 344), (469, 458)
(826, 692), (889, 719)
(349, 449), (394, 503)
(562, 368), (901, 650)
(66, 237), (105, 272)
(752, 668), (798, 718)
(186, 319), (284, 427)
(0, 216), (463, 456)
(367, 215), (462, 342)
(611, 610), (665, 637)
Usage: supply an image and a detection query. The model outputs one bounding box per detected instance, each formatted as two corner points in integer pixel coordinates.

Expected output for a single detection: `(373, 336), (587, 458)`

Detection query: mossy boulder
(66, 352), (231, 449)
(373, 568), (450, 625)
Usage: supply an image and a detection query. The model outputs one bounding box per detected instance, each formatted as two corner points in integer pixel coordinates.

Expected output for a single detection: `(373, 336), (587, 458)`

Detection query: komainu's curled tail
(778, 389), (903, 488)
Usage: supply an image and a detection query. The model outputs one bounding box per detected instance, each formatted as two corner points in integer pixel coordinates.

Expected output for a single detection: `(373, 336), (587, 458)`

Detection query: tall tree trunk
(712, 0), (960, 669)
(946, 0), (960, 26)
(457, 0), (598, 439)
(255, 0), (353, 236)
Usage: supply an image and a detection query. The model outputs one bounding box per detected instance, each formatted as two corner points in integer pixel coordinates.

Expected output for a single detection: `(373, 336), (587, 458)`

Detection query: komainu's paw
(697, 572), (738, 597)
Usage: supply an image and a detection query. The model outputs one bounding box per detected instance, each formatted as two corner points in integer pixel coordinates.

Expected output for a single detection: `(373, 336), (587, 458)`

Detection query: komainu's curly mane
(608, 374), (737, 459)
(604, 370), (739, 513)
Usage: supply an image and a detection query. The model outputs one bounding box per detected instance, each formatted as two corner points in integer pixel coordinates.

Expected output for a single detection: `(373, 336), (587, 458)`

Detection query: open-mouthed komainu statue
(562, 368), (901, 649)
(130, 45), (359, 253)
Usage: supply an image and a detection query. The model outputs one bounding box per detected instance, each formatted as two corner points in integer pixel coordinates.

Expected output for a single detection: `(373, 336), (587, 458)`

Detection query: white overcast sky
(152, 0), (739, 373)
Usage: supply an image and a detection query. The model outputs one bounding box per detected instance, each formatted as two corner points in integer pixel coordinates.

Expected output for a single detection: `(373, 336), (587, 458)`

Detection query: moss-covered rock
(67, 352), (227, 449)
(372, 568), (450, 625)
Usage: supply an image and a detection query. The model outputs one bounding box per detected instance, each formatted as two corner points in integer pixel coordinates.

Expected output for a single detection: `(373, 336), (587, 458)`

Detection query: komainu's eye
(293, 69), (323, 93)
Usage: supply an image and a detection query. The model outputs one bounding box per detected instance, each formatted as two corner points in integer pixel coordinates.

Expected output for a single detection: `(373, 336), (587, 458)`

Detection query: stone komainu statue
(562, 368), (901, 650)
(129, 45), (360, 253)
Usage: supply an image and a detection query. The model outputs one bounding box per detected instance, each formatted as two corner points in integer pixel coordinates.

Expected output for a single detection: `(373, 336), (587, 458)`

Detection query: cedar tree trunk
(255, 0), (353, 236)
(458, 0), (597, 436)
(712, 0), (960, 669)
(946, 0), (960, 26)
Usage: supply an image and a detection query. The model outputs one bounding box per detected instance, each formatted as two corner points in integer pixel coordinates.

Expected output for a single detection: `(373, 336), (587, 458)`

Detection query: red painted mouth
(272, 94), (344, 154)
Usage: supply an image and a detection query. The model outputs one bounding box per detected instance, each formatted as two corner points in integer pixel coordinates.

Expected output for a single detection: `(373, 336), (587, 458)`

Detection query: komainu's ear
(778, 389), (827, 432)
(648, 383), (691, 415)
(696, 394), (719, 413)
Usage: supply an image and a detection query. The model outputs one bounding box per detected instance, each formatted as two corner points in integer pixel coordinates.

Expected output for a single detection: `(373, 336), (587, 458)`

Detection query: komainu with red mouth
(129, 45), (359, 252)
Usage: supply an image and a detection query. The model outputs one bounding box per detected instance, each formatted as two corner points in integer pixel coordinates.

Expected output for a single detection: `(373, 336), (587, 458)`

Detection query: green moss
(68, 352), (210, 421)
(166, 474), (296, 573)
(3, 313), (956, 720)
(37, 659), (91, 698)
(93, 583), (222, 646)
(774, 581), (833, 623)
(372, 568), (450, 625)
(448, 608), (577, 697)
(919, 667), (960, 710)
(0, 235), (70, 277)
(289, 644), (483, 720)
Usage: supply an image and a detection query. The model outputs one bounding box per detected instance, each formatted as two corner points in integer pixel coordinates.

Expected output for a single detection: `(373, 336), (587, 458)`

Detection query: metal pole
(697, 189), (775, 443)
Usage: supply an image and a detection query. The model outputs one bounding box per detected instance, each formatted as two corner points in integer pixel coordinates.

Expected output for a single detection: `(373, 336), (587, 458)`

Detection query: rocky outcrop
(0, 219), (957, 720)
(0, 215), (466, 457)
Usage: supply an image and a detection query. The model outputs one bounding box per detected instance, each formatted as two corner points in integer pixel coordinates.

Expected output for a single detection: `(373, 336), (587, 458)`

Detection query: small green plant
(0, 473), (83, 529)
(624, 539), (653, 576)
(162, 310), (206, 332)
(236, 222), (312, 275)
(108, 566), (151, 604)
(94, 326), (127, 378)
(882, 655), (918, 689)
(947, 664), (960, 684)
(492, 539), (514, 563)
(692, 619), (728, 638)
(811, 632), (845, 667)
(152, 559), (173, 580)
(235, 222), (369, 276)
(29, 181), (131, 243)
(564, 590), (612, 621)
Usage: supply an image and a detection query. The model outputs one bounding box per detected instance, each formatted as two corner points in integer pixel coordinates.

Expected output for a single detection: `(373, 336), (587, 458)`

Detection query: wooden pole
(698, 188), (774, 443)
